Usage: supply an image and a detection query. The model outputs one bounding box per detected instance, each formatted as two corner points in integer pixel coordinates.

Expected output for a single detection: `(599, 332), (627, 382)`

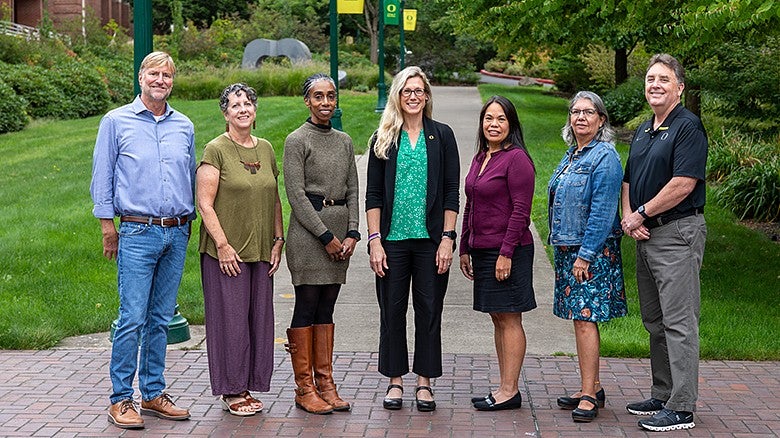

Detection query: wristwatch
(637, 205), (650, 219)
(442, 230), (457, 240)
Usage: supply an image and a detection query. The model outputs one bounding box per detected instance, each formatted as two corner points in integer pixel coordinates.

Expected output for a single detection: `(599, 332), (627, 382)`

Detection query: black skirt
(471, 244), (536, 313)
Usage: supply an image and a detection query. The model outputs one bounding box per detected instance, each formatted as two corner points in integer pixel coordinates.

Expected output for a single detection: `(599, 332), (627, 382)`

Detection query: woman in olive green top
(365, 66), (460, 412)
(197, 83), (284, 417)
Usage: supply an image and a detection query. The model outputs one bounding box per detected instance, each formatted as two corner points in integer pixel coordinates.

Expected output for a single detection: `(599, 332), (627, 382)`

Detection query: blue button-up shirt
(90, 96), (196, 220)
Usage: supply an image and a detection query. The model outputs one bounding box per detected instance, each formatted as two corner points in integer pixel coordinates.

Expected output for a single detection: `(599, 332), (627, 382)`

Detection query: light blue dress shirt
(90, 96), (196, 220)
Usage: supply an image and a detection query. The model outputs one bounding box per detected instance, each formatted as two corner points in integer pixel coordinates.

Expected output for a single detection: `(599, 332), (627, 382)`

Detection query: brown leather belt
(120, 215), (189, 227)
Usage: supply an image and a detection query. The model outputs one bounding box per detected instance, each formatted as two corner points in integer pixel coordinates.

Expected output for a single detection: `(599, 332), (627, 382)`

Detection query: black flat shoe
(571, 395), (599, 422)
(471, 393), (492, 404)
(383, 384), (403, 410)
(557, 388), (605, 410)
(474, 392), (522, 411)
(415, 386), (436, 412)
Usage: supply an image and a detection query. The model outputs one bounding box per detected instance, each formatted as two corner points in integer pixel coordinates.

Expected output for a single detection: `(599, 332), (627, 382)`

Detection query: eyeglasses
(401, 88), (426, 97)
(570, 108), (598, 117)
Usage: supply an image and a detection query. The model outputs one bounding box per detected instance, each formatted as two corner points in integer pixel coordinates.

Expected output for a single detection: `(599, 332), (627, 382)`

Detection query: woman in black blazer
(365, 66), (460, 412)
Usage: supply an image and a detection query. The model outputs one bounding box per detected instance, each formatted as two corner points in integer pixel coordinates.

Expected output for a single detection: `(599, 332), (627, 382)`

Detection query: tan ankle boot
(312, 323), (350, 411)
(286, 326), (333, 414)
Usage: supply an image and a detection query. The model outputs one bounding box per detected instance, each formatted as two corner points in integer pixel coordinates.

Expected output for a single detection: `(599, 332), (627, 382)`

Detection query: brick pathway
(0, 349), (777, 437)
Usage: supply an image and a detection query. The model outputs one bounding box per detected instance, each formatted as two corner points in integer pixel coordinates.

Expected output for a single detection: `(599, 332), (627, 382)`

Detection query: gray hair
(561, 91), (615, 147)
(219, 83), (258, 113)
(647, 53), (685, 84)
(302, 73), (336, 99)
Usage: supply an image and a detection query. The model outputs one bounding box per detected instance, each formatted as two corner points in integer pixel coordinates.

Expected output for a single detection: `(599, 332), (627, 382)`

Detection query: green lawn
(478, 84), (780, 360)
(1, 85), (778, 360)
(0, 91), (379, 349)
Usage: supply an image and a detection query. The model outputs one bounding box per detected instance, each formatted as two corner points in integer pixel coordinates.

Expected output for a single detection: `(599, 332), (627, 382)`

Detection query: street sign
(385, 0), (400, 25)
(337, 0), (363, 14)
(404, 9), (417, 31)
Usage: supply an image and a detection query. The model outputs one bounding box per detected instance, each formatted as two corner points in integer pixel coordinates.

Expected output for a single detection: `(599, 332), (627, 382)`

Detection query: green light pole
(132, 0), (152, 94)
(329, 0), (343, 130)
(375, 0), (387, 112)
(111, 0), (191, 344)
(399, 0), (405, 70)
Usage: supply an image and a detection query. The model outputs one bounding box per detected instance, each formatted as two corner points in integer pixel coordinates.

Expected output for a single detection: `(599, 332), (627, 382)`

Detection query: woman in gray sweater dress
(283, 74), (360, 414)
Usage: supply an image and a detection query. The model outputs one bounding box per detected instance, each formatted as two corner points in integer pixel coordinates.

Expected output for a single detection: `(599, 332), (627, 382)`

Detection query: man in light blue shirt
(90, 51), (195, 430)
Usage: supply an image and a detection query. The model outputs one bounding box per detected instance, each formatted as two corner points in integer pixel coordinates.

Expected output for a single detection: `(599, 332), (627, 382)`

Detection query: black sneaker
(626, 398), (665, 415)
(638, 408), (695, 431)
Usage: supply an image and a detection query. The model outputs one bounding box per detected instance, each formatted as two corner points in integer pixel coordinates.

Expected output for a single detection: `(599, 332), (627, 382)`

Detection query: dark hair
(302, 73), (336, 99)
(477, 95), (534, 169)
(647, 53), (685, 84)
(219, 83), (257, 113)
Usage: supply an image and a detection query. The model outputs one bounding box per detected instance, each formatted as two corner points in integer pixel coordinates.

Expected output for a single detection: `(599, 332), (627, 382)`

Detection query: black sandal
(571, 394), (599, 422)
(414, 386), (436, 412)
(383, 384), (403, 410)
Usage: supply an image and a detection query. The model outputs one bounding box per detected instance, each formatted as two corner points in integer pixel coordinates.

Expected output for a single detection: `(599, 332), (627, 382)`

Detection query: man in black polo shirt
(620, 53), (708, 432)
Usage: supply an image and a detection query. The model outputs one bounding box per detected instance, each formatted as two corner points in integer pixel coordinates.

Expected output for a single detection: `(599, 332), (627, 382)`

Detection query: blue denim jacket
(547, 140), (623, 262)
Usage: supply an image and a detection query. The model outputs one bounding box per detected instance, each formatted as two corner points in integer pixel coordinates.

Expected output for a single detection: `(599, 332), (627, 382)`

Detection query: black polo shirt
(624, 103), (708, 214)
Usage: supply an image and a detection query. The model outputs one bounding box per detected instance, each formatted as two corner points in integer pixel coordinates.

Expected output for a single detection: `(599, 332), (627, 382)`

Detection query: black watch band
(638, 205), (650, 219)
(442, 230), (457, 240)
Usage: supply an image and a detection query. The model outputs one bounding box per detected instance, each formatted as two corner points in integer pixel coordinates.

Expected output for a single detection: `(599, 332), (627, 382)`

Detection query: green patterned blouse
(387, 130), (429, 240)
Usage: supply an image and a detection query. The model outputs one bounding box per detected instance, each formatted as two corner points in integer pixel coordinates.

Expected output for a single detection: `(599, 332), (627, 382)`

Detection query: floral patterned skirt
(553, 237), (627, 322)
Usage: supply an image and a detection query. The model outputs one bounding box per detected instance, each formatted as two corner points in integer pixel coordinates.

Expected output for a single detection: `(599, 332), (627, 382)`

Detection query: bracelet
(273, 236), (285, 242)
(368, 232), (381, 242)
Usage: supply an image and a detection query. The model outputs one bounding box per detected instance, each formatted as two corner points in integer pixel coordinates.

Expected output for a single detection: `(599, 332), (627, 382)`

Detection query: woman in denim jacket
(547, 91), (627, 423)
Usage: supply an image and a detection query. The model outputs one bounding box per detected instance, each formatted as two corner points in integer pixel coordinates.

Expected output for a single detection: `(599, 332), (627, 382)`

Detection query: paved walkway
(2, 87), (778, 437)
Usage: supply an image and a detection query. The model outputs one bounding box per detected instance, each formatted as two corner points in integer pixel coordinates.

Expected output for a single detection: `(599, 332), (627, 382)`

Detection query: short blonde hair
(139, 51), (176, 79)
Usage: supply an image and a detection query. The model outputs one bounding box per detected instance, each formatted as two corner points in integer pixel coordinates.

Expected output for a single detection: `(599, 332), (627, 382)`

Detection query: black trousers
(376, 239), (449, 378)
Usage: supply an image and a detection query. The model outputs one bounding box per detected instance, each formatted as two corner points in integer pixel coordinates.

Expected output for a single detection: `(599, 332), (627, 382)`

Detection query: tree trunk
(363, 1), (378, 64)
(684, 85), (701, 117)
(615, 47), (628, 85)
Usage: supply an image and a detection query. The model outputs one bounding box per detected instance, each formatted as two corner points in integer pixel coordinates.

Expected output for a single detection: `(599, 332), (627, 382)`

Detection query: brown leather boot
(286, 326), (333, 414)
(312, 323), (351, 411)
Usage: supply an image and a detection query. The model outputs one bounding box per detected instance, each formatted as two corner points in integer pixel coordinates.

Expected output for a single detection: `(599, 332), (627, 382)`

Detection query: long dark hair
(477, 95), (534, 168)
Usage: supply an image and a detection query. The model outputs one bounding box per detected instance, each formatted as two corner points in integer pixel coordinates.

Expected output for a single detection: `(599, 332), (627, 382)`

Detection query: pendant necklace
(228, 133), (261, 174)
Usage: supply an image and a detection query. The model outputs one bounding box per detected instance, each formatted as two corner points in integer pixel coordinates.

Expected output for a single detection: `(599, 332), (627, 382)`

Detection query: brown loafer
(108, 399), (144, 429)
(140, 393), (190, 420)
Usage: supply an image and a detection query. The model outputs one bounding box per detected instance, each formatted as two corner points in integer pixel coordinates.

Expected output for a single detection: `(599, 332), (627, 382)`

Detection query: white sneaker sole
(627, 408), (661, 416)
(639, 421), (695, 431)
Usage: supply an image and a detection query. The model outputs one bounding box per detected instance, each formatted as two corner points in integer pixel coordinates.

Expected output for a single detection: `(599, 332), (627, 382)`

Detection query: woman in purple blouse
(459, 95), (536, 411)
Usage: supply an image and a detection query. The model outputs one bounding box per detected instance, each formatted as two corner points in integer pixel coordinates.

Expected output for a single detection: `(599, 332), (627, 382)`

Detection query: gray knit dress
(283, 121), (359, 285)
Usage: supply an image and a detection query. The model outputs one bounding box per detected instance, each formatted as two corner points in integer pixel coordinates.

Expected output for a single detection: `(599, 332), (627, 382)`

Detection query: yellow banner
(403, 9), (417, 31)
(337, 0), (364, 14)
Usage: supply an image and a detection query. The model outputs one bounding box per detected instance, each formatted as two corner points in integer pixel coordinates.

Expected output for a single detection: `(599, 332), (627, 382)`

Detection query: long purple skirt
(201, 254), (275, 395)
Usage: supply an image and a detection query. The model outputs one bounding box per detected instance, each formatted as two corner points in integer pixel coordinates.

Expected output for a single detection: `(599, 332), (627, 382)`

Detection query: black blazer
(365, 117), (460, 244)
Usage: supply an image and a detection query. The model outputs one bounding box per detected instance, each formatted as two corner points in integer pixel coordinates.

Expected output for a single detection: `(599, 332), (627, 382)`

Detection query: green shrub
(603, 77), (646, 125)
(85, 54), (134, 105)
(715, 159), (780, 222)
(549, 54), (591, 94)
(484, 59), (508, 73)
(709, 131), (780, 222)
(0, 63), (69, 119)
(579, 45), (650, 95)
(50, 62), (111, 118)
(0, 80), (29, 133)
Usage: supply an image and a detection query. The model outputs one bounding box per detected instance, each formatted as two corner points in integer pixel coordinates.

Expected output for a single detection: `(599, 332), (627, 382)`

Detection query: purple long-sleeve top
(460, 146), (535, 258)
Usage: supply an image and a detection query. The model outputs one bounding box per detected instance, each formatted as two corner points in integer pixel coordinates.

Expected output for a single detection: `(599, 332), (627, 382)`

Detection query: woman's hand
(369, 239), (388, 277)
(324, 237), (343, 261)
(340, 237), (357, 261)
(495, 255), (512, 282)
(268, 239), (283, 276)
(459, 254), (473, 280)
(218, 243), (243, 277)
(436, 239), (454, 274)
(572, 257), (591, 283)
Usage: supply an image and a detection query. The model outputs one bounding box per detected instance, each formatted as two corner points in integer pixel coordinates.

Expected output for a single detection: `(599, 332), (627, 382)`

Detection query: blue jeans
(109, 222), (189, 404)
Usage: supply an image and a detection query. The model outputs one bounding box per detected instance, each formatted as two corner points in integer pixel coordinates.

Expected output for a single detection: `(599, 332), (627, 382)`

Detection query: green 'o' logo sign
(387, 4), (397, 13)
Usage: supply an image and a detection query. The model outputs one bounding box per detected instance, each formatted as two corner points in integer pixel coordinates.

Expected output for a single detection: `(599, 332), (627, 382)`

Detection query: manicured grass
(478, 84), (780, 360)
(0, 92), (379, 349)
